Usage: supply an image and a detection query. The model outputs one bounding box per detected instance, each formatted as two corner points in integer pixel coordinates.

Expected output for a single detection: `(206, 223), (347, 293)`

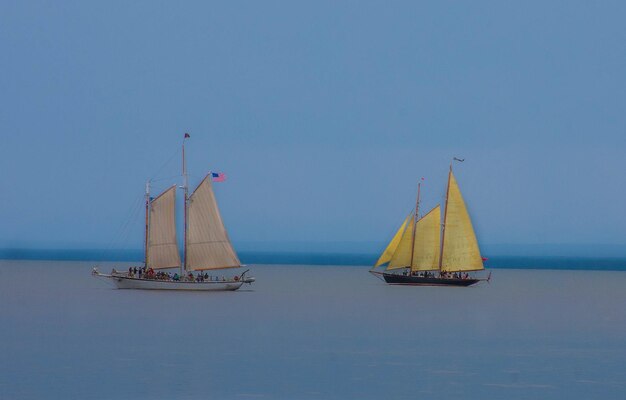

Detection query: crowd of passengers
(403, 270), (471, 279)
(126, 266), (228, 282)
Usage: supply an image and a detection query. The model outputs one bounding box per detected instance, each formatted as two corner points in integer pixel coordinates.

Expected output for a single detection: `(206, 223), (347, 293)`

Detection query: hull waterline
(371, 271), (488, 287)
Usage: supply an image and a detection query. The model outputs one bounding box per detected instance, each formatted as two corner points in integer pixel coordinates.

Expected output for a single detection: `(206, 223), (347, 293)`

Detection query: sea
(1, 257), (626, 399)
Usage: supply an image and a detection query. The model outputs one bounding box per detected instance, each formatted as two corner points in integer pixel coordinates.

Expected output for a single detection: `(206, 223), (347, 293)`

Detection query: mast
(144, 180), (151, 268)
(409, 181), (421, 269)
(439, 162), (453, 271)
(182, 133), (190, 277)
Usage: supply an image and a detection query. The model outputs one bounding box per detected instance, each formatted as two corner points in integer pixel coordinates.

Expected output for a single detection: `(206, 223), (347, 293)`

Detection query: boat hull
(381, 272), (481, 287)
(93, 271), (252, 291)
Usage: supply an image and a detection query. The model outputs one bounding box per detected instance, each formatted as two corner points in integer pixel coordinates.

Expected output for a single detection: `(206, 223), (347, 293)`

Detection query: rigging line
(96, 194), (143, 264)
(149, 147), (180, 181)
(187, 172), (214, 180)
(150, 175), (181, 183)
(104, 194), (144, 252)
(148, 183), (174, 196)
(118, 196), (144, 246)
(103, 195), (140, 250)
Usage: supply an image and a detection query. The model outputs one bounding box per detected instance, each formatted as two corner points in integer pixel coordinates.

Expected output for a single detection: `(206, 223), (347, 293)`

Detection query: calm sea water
(2, 249), (626, 271)
(1, 260), (625, 399)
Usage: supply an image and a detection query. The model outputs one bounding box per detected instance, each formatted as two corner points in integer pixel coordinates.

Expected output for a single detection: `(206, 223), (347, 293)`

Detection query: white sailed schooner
(93, 134), (254, 291)
(370, 160), (490, 286)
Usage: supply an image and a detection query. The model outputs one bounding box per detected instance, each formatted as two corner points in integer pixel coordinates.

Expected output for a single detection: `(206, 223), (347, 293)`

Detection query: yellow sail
(411, 205), (441, 271)
(387, 215), (415, 270)
(440, 171), (483, 272)
(374, 215), (410, 267)
(147, 186), (182, 270)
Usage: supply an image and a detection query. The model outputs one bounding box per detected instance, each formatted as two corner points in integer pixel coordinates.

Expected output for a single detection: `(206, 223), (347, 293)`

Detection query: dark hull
(382, 272), (480, 287)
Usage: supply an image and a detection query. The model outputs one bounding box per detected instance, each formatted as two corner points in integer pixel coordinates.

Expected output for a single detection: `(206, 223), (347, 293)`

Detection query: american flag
(211, 172), (226, 182)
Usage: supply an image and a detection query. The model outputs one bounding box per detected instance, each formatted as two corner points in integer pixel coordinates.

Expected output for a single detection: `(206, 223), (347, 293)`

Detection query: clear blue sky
(1, 1), (625, 255)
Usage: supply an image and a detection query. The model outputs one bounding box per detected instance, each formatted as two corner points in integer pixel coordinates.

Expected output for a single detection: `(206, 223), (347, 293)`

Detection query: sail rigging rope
(149, 147), (180, 183)
(95, 193), (144, 266)
(96, 143), (185, 268)
(149, 175), (181, 184)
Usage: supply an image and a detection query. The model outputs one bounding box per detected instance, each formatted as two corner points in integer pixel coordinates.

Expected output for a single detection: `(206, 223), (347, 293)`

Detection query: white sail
(186, 174), (241, 270)
(147, 186), (181, 270)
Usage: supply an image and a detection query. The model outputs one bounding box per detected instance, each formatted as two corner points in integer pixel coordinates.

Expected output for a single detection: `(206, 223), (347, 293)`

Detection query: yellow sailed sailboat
(92, 133), (255, 291)
(370, 160), (490, 286)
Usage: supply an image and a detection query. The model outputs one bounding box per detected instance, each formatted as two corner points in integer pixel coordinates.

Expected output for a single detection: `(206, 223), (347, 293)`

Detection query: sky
(0, 1), (625, 255)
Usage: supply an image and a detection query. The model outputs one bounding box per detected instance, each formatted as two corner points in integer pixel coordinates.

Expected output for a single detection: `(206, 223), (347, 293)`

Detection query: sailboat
(92, 134), (255, 291)
(370, 161), (490, 286)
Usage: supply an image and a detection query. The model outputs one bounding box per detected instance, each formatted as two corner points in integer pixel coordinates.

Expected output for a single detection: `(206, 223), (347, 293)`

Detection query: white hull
(93, 270), (253, 291)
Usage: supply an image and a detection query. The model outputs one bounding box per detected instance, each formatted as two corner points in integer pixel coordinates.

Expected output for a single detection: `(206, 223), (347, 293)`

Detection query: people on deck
(122, 268), (240, 283)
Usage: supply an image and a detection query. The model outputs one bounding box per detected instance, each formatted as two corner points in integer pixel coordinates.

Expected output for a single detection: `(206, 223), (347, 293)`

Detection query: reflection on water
(1, 260), (625, 399)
